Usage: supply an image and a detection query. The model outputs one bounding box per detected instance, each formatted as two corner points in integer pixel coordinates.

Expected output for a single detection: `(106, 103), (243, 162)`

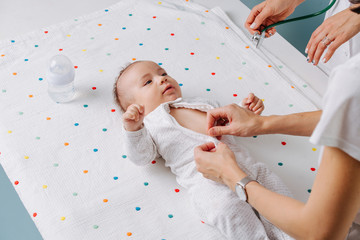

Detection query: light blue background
(0, 1), (329, 239)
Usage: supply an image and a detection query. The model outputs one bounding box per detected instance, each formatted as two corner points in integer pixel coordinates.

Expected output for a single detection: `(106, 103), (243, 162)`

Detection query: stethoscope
(251, 0), (337, 48)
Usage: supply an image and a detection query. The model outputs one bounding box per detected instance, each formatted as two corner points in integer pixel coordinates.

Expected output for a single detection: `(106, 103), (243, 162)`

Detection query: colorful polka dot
(113, 176), (118, 180)
(35, 137), (40, 140)
(122, 27), (126, 30)
(264, 82), (269, 85)
(281, 141), (286, 146)
(151, 160), (156, 164)
(33, 213), (37, 217)
(73, 192), (78, 196)
(312, 148), (317, 151)
(168, 214), (173, 218)
(268, 65), (272, 68)
(24, 156), (29, 159)
(129, 14), (133, 16)
(39, 78), (43, 81)
(102, 128), (107, 132)
(253, 136), (257, 138)
(67, 35), (71, 37)
(278, 162), (283, 166)
(43, 185), (48, 189)
(245, 46), (250, 49)
(216, 56), (220, 59)
(60, 217), (66, 221)
(303, 84), (308, 88)
(64, 142), (69, 146)
(310, 168), (316, 171)
(13, 72), (17, 76)
(175, 189), (180, 193)
(98, 24), (102, 26)
(238, 77), (242, 80)
(84, 104), (88, 108)
(144, 182), (149, 186)
(14, 181), (19, 185)
(83, 170), (88, 174)
(211, 72), (215, 75)
(127, 232), (132, 236)
(179, 83), (183, 86)
(53, 163), (59, 167)
(177, 18), (181, 20)
(289, 104), (293, 107)
(190, 52), (195, 55)
(233, 94), (237, 97)
(24, 59), (29, 61)
(46, 117), (51, 120)
(206, 89), (211, 91)
(8, 130), (12, 134)
(103, 199), (108, 203)
(29, 95), (33, 98)
(35, 45), (38, 47)
(165, 48), (169, 51)
(147, 28), (151, 30)
(93, 149), (98, 152)
(307, 189), (312, 193)
(122, 155), (127, 158)
(184, 68), (189, 71)
(2, 90), (6, 93)
(93, 225), (99, 229)
(74, 123), (79, 126)
(135, 207), (141, 211)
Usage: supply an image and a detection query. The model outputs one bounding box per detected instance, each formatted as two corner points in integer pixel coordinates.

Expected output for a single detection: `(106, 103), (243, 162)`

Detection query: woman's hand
(194, 142), (247, 191)
(207, 104), (263, 138)
(245, 0), (303, 37)
(306, 6), (360, 65)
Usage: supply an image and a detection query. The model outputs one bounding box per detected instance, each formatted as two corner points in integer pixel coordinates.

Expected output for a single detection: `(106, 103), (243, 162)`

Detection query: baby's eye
(161, 72), (167, 76)
(144, 80), (152, 86)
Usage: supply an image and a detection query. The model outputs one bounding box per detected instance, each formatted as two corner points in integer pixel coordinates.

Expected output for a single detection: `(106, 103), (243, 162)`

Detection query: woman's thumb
(250, 8), (271, 29)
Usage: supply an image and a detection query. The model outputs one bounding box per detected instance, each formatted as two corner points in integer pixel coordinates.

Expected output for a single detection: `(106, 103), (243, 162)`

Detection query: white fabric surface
(310, 52), (360, 228)
(0, 0), (322, 239)
(124, 97), (293, 240)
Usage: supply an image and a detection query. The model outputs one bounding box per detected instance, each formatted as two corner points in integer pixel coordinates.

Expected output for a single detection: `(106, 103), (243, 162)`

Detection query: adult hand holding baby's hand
(123, 104), (145, 131)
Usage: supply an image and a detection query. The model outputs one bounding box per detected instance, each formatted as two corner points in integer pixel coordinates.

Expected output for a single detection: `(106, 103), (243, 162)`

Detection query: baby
(114, 60), (293, 240)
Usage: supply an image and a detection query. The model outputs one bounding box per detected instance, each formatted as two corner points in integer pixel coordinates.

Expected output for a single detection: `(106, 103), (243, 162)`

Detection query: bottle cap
(47, 55), (75, 86)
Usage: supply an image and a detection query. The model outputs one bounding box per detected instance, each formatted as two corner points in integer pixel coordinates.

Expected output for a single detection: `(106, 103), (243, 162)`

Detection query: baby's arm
(123, 104), (159, 166)
(241, 93), (264, 115)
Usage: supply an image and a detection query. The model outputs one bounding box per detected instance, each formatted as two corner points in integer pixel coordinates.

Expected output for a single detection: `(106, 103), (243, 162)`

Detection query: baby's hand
(123, 104), (145, 131)
(241, 93), (264, 115)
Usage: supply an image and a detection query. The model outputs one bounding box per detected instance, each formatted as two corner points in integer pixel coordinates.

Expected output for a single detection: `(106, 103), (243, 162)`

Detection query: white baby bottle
(47, 54), (75, 103)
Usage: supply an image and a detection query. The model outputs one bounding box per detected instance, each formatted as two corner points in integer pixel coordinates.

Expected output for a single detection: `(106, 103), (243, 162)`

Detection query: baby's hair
(113, 61), (141, 112)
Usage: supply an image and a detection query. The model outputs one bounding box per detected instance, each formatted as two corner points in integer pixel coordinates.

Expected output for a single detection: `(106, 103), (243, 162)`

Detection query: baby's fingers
(253, 100), (264, 115)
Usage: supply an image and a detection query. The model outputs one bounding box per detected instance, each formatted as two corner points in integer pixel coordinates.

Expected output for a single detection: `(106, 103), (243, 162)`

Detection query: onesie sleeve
(123, 126), (160, 166)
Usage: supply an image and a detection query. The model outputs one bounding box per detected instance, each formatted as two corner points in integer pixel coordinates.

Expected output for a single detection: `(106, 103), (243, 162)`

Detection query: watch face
(235, 184), (247, 201)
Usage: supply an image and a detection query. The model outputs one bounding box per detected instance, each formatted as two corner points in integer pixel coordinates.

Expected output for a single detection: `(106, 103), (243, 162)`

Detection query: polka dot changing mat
(0, 0), (322, 239)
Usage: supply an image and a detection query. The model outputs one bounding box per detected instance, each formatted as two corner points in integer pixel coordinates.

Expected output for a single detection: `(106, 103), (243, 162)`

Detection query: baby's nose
(160, 77), (167, 84)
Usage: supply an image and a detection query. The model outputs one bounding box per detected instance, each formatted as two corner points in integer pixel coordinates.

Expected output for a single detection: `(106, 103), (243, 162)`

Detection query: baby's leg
(189, 177), (270, 240)
(233, 149), (293, 240)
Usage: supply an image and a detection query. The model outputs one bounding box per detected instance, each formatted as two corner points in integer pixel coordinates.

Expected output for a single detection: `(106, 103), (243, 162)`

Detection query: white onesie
(123, 97), (293, 240)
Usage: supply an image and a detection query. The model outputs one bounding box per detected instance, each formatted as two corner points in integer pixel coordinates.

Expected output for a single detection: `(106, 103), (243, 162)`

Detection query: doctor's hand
(123, 104), (145, 131)
(245, 0), (304, 37)
(306, 6), (360, 65)
(194, 142), (247, 191)
(207, 104), (263, 138)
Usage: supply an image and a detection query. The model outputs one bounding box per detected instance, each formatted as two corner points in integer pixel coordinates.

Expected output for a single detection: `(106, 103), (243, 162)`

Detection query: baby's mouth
(162, 85), (174, 94)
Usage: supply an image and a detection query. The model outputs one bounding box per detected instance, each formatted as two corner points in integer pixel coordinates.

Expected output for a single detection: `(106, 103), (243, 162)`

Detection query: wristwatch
(235, 176), (258, 202)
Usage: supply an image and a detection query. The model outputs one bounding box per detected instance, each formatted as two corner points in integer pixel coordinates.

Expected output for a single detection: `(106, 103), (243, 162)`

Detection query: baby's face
(119, 61), (182, 115)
